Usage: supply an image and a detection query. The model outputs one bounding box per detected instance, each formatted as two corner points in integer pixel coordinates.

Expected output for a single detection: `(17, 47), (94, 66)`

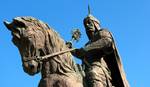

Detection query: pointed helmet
(83, 5), (101, 30)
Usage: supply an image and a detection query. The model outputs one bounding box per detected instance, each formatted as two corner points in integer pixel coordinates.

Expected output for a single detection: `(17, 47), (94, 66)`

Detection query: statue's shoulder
(99, 28), (111, 33)
(85, 41), (91, 46)
(98, 28), (112, 38)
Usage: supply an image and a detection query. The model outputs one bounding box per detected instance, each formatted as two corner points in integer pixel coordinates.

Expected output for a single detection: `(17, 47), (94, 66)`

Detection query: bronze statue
(4, 7), (129, 87)
(4, 17), (83, 87)
(70, 7), (129, 87)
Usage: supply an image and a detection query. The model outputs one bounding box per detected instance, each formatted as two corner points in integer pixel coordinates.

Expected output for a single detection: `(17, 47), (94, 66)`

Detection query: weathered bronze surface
(71, 13), (129, 87)
(4, 17), (83, 87)
(4, 15), (129, 87)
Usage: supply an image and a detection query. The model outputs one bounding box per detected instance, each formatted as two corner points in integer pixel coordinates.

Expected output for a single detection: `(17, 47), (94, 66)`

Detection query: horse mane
(17, 16), (75, 74)
(16, 16), (69, 54)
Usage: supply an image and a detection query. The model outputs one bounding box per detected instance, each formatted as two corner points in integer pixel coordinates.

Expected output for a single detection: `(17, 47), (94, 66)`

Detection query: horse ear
(3, 21), (12, 31)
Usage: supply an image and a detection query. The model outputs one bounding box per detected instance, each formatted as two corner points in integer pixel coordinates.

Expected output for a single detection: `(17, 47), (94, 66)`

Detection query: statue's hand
(66, 41), (72, 48)
(74, 48), (86, 57)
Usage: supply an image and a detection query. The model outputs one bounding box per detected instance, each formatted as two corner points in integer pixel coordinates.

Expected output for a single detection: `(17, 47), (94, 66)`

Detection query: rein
(23, 48), (75, 62)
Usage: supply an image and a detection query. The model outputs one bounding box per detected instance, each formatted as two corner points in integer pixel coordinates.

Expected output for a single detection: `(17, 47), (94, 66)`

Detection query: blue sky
(0, 0), (150, 87)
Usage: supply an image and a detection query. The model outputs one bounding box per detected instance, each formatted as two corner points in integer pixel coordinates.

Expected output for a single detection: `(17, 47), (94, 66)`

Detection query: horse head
(4, 17), (48, 75)
(4, 16), (84, 87)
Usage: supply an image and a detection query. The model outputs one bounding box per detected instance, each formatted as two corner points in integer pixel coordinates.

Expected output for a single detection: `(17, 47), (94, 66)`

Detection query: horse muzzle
(23, 60), (39, 76)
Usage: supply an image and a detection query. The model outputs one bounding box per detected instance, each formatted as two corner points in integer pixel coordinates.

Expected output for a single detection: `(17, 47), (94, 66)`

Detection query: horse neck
(41, 29), (76, 76)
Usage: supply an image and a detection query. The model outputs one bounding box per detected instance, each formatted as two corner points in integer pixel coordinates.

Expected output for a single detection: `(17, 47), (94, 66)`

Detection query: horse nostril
(28, 62), (34, 69)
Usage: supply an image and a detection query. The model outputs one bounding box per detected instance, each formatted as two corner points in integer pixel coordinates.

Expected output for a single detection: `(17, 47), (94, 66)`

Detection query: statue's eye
(86, 20), (93, 26)
(25, 35), (33, 42)
(87, 21), (90, 24)
(87, 20), (92, 24)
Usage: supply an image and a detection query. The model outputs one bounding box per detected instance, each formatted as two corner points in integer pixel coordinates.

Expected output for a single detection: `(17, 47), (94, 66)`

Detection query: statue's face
(84, 19), (95, 32)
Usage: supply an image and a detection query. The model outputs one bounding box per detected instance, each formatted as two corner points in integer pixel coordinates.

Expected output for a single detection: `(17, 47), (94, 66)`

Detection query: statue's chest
(92, 31), (102, 41)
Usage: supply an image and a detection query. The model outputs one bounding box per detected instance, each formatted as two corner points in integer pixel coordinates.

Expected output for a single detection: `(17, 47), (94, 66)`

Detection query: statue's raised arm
(71, 7), (129, 87)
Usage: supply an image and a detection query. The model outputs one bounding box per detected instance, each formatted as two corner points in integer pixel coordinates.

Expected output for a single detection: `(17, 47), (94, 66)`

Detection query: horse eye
(26, 35), (33, 41)
(14, 21), (26, 28)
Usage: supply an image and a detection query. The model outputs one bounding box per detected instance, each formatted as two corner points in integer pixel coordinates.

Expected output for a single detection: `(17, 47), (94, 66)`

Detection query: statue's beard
(86, 30), (95, 40)
(86, 25), (95, 31)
